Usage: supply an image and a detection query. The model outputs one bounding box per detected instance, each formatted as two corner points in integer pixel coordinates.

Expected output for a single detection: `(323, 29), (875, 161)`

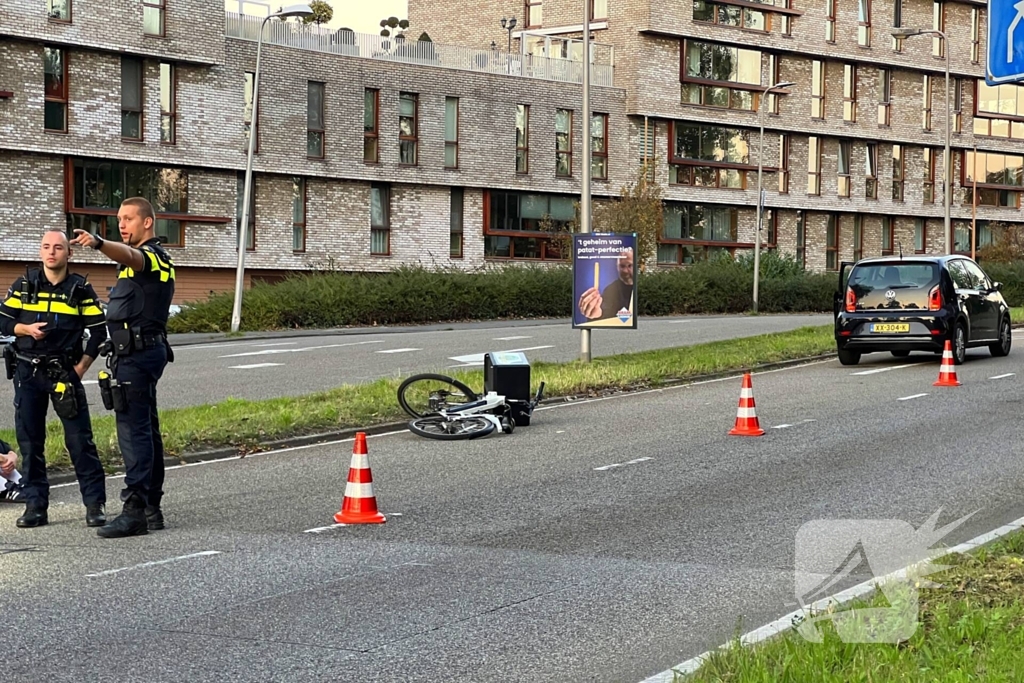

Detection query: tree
(379, 16), (410, 38)
(303, 0), (334, 26)
(592, 162), (665, 272)
(976, 222), (1024, 263)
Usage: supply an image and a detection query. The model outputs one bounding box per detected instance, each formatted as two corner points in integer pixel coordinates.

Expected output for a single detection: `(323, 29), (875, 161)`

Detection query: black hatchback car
(833, 255), (1012, 366)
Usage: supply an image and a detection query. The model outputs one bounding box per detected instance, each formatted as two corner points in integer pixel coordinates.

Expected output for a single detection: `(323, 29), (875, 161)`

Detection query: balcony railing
(225, 12), (615, 88)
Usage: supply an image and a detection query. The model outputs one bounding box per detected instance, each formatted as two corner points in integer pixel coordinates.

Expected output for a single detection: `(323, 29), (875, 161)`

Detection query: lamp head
(509, 16), (517, 29)
(273, 3), (313, 19)
(775, 80), (797, 89)
(500, 17), (507, 29)
(891, 27), (924, 38)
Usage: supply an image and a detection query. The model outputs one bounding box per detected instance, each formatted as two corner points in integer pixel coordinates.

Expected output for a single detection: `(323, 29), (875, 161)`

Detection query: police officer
(72, 197), (175, 539)
(0, 231), (108, 528)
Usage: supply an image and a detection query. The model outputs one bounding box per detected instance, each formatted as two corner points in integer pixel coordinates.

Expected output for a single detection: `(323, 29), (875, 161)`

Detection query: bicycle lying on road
(397, 373), (546, 440)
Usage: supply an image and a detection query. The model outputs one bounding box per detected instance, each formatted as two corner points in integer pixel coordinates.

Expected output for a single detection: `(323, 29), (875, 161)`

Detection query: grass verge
(1011, 306), (1024, 324)
(680, 529), (1024, 682)
(3, 325), (835, 472)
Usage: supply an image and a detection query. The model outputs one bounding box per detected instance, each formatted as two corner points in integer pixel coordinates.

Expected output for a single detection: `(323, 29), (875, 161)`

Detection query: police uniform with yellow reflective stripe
(104, 238), (175, 517)
(0, 269), (108, 517)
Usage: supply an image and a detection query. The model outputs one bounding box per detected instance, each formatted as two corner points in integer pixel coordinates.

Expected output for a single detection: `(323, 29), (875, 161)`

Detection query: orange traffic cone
(933, 340), (962, 387)
(728, 373), (765, 437)
(334, 432), (386, 524)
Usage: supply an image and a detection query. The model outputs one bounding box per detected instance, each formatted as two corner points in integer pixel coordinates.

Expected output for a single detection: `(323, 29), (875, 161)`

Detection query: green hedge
(168, 252), (840, 333)
(980, 261), (1024, 307)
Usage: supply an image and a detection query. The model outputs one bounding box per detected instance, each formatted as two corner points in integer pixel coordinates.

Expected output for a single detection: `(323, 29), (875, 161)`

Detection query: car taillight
(928, 284), (942, 311)
(845, 287), (856, 312)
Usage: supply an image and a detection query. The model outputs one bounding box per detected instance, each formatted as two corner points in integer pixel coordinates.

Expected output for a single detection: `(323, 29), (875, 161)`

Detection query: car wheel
(952, 323), (967, 365)
(989, 316), (1012, 357)
(891, 350), (910, 358)
(837, 348), (861, 366)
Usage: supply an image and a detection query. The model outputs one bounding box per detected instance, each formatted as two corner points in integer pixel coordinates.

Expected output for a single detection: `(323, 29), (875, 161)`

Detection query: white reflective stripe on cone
(737, 407), (758, 418)
(740, 388), (754, 398)
(349, 453), (369, 469)
(343, 482), (375, 498)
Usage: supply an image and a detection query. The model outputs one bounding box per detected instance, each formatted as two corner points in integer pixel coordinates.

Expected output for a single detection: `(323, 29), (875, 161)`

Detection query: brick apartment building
(0, 0), (1021, 302)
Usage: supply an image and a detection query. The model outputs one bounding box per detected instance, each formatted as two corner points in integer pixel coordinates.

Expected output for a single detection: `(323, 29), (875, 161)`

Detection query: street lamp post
(500, 16), (518, 75)
(231, 4), (313, 333)
(753, 80), (796, 314)
(580, 0), (592, 362)
(892, 27), (951, 255)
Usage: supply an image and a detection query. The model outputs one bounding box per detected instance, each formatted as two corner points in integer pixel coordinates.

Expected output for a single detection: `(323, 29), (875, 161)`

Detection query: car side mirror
(992, 281), (1002, 292)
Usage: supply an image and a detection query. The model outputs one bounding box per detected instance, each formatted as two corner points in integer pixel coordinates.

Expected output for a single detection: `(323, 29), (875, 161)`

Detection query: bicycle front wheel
(398, 373), (478, 418)
(408, 416), (495, 440)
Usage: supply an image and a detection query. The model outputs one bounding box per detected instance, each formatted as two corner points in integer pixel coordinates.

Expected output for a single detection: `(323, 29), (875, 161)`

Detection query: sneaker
(0, 483), (26, 504)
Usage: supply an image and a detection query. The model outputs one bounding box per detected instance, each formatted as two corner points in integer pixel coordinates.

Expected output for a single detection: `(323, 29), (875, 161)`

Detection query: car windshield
(849, 262), (938, 290)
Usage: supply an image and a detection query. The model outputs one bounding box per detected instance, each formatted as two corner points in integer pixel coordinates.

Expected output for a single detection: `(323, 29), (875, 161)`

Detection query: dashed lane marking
(897, 393), (929, 401)
(229, 363), (284, 369)
(220, 340), (384, 358)
(376, 348), (421, 354)
(990, 373), (1016, 380)
(850, 364), (915, 376)
(447, 345), (554, 367)
(85, 551), (222, 578)
(594, 457), (652, 471)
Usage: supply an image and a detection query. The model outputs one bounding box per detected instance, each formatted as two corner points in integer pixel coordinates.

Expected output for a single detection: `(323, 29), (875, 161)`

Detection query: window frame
(796, 211), (806, 267)
(838, 140), (852, 198)
(811, 60), (825, 119)
(892, 0), (903, 51)
(657, 202), (746, 266)
(516, 104), (530, 174)
(370, 183), (391, 256)
(953, 78), (963, 133)
(591, 112), (608, 180)
(932, 0), (945, 57)
(43, 46), (69, 133)
(857, 0), (871, 47)
(914, 218), (927, 253)
(591, 0), (608, 21)
(826, 213), (840, 270)
(120, 56), (144, 141)
(922, 74), (932, 131)
(483, 190), (576, 261)
(292, 177), (307, 253)
(877, 67), (891, 126)
(526, 0), (543, 28)
(971, 7), (980, 63)
(853, 214), (864, 262)
(778, 133), (790, 194)
(47, 0), (71, 23)
(159, 62), (176, 145)
(143, 0), (166, 37)
(307, 80), (326, 159)
(364, 88), (379, 163)
(865, 142), (878, 199)
(923, 148), (935, 204)
(680, 40), (763, 113)
(693, 0), (769, 32)
(843, 64), (856, 122)
(881, 216), (894, 255)
(450, 186), (464, 259)
(555, 108), (573, 177)
(399, 91), (419, 166)
(668, 121), (755, 190)
(807, 136), (821, 196)
(826, 0), (836, 42)
(892, 144), (905, 201)
(444, 96), (459, 169)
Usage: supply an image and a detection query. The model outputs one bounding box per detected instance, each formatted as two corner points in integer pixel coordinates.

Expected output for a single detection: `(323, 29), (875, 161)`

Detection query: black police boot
(85, 503), (106, 528)
(96, 497), (148, 539)
(145, 505), (165, 531)
(16, 505), (48, 528)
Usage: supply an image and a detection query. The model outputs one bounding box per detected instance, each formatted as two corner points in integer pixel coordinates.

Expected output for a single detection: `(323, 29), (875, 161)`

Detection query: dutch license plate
(871, 323), (909, 333)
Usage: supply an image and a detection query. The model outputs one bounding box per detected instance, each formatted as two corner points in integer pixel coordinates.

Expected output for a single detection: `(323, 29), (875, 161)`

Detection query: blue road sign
(988, 0), (1024, 84)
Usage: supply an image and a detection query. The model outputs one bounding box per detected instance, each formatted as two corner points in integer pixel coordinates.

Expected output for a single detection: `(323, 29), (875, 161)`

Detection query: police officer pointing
(0, 231), (108, 528)
(72, 197), (175, 539)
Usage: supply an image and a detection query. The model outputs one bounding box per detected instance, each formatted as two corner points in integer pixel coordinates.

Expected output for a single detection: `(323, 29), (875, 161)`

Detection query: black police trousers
(13, 362), (106, 508)
(113, 344), (167, 507)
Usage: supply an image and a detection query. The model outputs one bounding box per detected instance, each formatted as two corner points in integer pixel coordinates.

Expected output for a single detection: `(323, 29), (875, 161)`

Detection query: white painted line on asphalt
(850, 364), (914, 376)
(666, 320), (693, 324)
(176, 341), (273, 351)
(377, 348), (421, 354)
(771, 424), (793, 429)
(220, 340), (384, 358)
(493, 335), (532, 341)
(897, 393), (929, 401)
(85, 551), (222, 578)
(229, 363), (284, 369)
(594, 457), (652, 471)
(802, 419), (817, 423)
(304, 523), (348, 533)
(255, 341), (297, 347)
(448, 345), (555, 365)
(639, 512), (1024, 683)
(990, 373), (1016, 380)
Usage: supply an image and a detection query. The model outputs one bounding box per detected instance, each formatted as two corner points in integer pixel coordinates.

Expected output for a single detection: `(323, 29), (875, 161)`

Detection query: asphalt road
(2, 345), (1023, 681)
(0, 314), (829, 429)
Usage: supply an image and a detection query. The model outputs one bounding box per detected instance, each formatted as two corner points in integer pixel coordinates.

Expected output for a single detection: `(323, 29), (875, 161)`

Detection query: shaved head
(43, 230), (69, 248)
(40, 230), (71, 277)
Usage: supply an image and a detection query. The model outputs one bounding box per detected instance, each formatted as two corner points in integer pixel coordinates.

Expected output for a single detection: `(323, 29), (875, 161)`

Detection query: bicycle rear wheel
(408, 416), (495, 440)
(398, 373), (479, 418)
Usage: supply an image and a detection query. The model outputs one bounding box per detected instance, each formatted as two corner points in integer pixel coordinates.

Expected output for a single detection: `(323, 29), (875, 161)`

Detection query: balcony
(225, 12), (615, 88)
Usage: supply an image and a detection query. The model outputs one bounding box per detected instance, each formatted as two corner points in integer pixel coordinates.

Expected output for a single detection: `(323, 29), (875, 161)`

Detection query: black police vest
(13, 269), (89, 357)
(105, 240), (175, 334)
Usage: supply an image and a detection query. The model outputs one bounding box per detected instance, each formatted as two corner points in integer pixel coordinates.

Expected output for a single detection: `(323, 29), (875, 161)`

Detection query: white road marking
(85, 551), (221, 578)
(771, 424), (793, 429)
(220, 340), (384, 358)
(303, 523), (348, 534)
(255, 341), (298, 347)
(447, 345), (554, 366)
(850, 364), (914, 376)
(666, 320), (693, 324)
(594, 457), (652, 471)
(802, 419), (817, 423)
(897, 393), (929, 401)
(493, 335), (532, 341)
(175, 341), (273, 351)
(990, 373), (1016, 380)
(229, 363), (283, 369)
(376, 348), (421, 354)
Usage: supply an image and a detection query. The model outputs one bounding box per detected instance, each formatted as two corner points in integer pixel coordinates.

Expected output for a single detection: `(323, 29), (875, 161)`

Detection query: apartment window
(807, 136), (821, 195)
(865, 143), (878, 199)
(780, 0), (792, 35)
(963, 150), (1024, 208)
(591, 0), (608, 20)
(932, 1), (945, 57)
(516, 104), (529, 173)
(292, 177), (306, 252)
(71, 158), (188, 246)
(450, 187), (464, 258)
(858, 0), (871, 47)
(555, 108), (572, 176)
(767, 55), (781, 114)
(681, 41), (761, 112)
(592, 113), (608, 180)
(838, 141), (852, 197)
(882, 217), (894, 254)
(914, 218), (926, 253)
(853, 215), (864, 262)
(826, 214), (839, 270)
(826, 0), (836, 42)
(370, 184), (390, 255)
(43, 47), (68, 132)
(878, 68), (891, 126)
(159, 62), (175, 144)
(953, 79), (963, 133)
(693, 0), (766, 31)
(973, 81), (1024, 139)
(892, 144), (904, 201)
(640, 122), (656, 181)
(669, 122), (751, 189)
(526, 0), (543, 27)
(307, 81), (325, 158)
(922, 75), (932, 131)
(843, 65), (856, 122)
(923, 148), (935, 203)
(399, 92), (418, 164)
(236, 173), (255, 250)
(892, 0), (903, 51)
(143, 0), (165, 36)
(971, 8), (980, 62)
(120, 57), (143, 140)
(658, 202), (740, 265)
(778, 134), (790, 194)
(811, 61), (825, 119)
(445, 97), (459, 169)
(485, 190), (575, 260)
(363, 89), (379, 163)
(244, 72), (258, 152)
(796, 212), (806, 267)
(47, 0), (70, 22)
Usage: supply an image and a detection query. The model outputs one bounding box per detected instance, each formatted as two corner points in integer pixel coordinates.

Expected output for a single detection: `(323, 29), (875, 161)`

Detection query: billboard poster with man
(572, 232), (638, 329)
